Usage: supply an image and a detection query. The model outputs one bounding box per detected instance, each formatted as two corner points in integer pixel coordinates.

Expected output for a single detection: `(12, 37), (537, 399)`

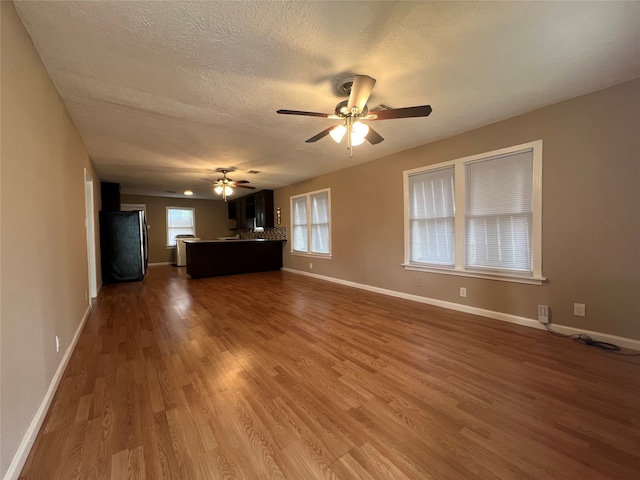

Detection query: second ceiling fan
(277, 75), (432, 157)
(194, 169), (255, 202)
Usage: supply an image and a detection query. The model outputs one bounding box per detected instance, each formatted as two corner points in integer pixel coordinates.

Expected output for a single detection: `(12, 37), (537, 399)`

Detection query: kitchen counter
(185, 239), (285, 278)
(183, 238), (276, 243)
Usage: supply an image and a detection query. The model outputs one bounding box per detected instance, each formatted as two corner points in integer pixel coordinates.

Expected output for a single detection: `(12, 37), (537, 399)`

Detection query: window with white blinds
(291, 189), (331, 256)
(403, 140), (543, 283)
(292, 197), (308, 252)
(310, 191), (330, 254)
(166, 207), (195, 246)
(409, 166), (455, 266)
(465, 151), (533, 272)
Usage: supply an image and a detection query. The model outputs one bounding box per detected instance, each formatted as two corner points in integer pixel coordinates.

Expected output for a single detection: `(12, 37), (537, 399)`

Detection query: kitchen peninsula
(185, 239), (285, 278)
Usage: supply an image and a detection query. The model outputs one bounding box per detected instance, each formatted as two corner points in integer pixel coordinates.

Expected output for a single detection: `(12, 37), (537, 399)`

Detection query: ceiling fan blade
(277, 109), (332, 118)
(305, 126), (336, 143)
(234, 180), (250, 184)
(369, 105), (432, 120)
(347, 75), (376, 114)
(235, 184), (256, 190)
(365, 126), (384, 145)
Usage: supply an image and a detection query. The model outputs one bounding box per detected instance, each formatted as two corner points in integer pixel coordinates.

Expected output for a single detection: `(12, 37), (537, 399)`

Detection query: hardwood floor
(20, 266), (640, 479)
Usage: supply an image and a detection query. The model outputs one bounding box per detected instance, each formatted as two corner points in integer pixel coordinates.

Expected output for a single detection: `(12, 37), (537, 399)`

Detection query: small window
(403, 140), (543, 284)
(166, 207), (195, 247)
(290, 189), (331, 256)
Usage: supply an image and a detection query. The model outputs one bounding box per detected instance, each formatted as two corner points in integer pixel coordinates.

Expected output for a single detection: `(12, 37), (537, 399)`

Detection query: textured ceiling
(14, 1), (640, 199)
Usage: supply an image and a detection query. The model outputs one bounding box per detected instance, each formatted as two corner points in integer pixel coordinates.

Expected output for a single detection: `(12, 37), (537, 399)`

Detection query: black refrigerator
(100, 211), (148, 283)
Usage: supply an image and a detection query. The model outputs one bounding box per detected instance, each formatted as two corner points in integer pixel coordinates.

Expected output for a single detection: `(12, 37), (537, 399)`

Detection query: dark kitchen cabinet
(101, 182), (121, 211)
(245, 195), (256, 220)
(227, 200), (237, 220)
(255, 190), (274, 228)
(236, 197), (246, 229)
(227, 190), (274, 229)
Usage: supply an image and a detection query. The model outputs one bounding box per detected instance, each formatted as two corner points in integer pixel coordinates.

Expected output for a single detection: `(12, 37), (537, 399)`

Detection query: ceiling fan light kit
(329, 124), (346, 143)
(277, 74), (432, 158)
(214, 185), (233, 196)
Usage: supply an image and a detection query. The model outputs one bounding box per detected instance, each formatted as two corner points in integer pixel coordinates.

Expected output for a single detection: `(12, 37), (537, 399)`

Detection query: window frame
(403, 140), (544, 285)
(290, 188), (332, 258)
(166, 206), (196, 248)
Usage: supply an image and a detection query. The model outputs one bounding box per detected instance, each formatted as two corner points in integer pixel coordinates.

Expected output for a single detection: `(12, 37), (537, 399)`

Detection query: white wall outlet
(309, 262), (313, 269)
(538, 305), (549, 323)
(55, 335), (60, 353)
(574, 303), (586, 317)
(85, 290), (88, 301)
(459, 287), (467, 298)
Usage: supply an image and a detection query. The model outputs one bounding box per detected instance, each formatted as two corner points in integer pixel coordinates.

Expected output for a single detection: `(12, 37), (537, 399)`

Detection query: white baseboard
(282, 268), (640, 352)
(3, 305), (92, 480)
(148, 262), (171, 266)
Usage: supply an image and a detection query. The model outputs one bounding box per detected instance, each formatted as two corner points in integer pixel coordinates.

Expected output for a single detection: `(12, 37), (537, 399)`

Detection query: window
(166, 207), (195, 247)
(291, 189), (331, 256)
(409, 166), (455, 266)
(403, 140), (543, 284)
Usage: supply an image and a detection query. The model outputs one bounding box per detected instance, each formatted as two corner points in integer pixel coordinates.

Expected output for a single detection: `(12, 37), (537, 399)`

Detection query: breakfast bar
(185, 239), (285, 278)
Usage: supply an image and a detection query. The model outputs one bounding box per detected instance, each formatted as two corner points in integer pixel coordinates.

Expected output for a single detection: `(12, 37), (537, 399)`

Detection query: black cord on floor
(544, 324), (640, 356)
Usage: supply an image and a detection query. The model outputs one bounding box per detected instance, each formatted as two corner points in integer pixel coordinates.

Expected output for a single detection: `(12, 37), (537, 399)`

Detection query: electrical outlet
(538, 305), (549, 323)
(459, 287), (467, 298)
(55, 335), (60, 353)
(309, 262), (313, 270)
(85, 290), (88, 301)
(574, 303), (586, 317)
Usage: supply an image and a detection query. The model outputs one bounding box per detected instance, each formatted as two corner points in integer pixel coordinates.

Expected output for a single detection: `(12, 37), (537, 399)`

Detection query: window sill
(291, 252), (332, 259)
(401, 263), (546, 285)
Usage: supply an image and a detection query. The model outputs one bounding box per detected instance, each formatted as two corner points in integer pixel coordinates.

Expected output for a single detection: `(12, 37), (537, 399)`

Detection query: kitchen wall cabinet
(255, 190), (274, 228)
(101, 181), (121, 211)
(227, 200), (237, 220)
(227, 190), (274, 229)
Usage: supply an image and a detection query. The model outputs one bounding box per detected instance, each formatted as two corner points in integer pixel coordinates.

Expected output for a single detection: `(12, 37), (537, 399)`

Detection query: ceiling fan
(277, 75), (432, 157)
(194, 169), (255, 202)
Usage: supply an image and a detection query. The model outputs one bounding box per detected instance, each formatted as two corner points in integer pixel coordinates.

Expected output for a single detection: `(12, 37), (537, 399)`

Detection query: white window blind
(291, 189), (331, 256)
(465, 150), (533, 272)
(166, 207), (195, 246)
(409, 166), (455, 266)
(292, 197), (308, 252)
(310, 191), (330, 254)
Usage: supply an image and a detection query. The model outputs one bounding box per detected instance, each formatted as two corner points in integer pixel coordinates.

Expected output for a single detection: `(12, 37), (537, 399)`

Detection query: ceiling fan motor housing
(334, 99), (368, 117)
(336, 77), (354, 96)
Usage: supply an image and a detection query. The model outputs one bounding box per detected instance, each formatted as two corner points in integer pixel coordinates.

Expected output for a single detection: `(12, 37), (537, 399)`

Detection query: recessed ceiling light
(184, 190), (194, 196)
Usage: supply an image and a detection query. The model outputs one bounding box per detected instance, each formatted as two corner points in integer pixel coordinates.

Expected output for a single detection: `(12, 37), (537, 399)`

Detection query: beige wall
(0, 2), (101, 477)
(121, 194), (235, 264)
(275, 79), (640, 341)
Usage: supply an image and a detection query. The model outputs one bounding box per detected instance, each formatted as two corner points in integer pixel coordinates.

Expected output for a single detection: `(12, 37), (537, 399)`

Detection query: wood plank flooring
(20, 266), (640, 479)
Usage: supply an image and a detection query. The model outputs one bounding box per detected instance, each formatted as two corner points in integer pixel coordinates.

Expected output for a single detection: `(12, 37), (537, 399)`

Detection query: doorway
(84, 169), (98, 299)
